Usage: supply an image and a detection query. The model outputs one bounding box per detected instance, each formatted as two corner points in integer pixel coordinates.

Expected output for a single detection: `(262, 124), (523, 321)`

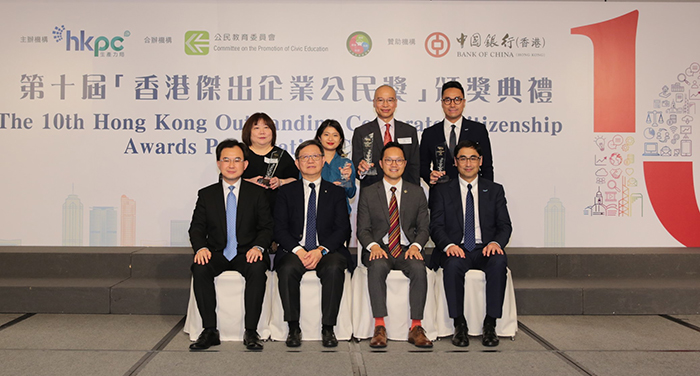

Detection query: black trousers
(276, 251), (347, 327)
(191, 251), (268, 330)
(441, 245), (507, 320)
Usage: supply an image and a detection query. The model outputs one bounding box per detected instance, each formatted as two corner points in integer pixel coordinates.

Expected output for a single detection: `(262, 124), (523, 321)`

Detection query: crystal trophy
(362, 133), (377, 176)
(258, 150), (281, 186)
(435, 143), (450, 183)
(339, 161), (352, 188)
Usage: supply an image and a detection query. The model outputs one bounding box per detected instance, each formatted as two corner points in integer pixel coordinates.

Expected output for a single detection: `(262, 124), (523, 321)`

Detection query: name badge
(398, 137), (412, 144)
(264, 157), (279, 164)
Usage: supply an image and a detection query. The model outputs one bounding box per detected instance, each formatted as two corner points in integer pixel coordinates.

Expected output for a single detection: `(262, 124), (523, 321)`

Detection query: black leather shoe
(451, 323), (469, 347)
(482, 323), (499, 347)
(189, 328), (220, 350)
(286, 327), (302, 347)
(321, 327), (338, 347)
(243, 329), (264, 351)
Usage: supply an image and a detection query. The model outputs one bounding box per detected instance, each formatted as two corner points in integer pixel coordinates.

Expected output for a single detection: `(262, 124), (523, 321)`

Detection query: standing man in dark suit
(357, 142), (432, 348)
(274, 140), (352, 348)
(188, 139), (273, 351)
(352, 85), (420, 189)
(420, 81), (494, 186)
(429, 140), (512, 347)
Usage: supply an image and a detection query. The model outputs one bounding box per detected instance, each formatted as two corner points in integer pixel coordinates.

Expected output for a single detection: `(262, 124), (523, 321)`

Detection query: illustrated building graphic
(120, 195), (136, 246)
(170, 220), (190, 246)
(544, 192), (565, 247)
(90, 207), (117, 246)
(62, 192), (83, 246)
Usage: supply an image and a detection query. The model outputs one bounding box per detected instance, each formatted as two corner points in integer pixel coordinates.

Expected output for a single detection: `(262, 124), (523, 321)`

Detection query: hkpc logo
(52, 25), (129, 57)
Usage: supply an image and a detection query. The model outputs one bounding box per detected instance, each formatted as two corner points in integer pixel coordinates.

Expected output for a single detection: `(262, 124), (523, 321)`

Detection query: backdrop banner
(1, 1), (698, 248)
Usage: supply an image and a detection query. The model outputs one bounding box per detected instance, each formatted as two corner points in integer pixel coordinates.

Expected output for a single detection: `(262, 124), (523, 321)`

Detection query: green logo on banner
(185, 31), (209, 55)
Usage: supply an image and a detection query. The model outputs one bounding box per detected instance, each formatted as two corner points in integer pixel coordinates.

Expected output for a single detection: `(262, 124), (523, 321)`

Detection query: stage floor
(1, 313), (699, 376)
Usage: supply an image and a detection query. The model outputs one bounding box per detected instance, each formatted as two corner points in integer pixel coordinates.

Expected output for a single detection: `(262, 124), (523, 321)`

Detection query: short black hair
(441, 80), (465, 97)
(380, 141), (405, 160)
(453, 140), (482, 157)
(241, 112), (277, 147)
(216, 138), (248, 161)
(294, 139), (324, 159)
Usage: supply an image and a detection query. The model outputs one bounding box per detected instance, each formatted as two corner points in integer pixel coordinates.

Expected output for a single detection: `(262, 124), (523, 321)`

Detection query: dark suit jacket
(188, 180), (274, 266)
(419, 117), (494, 185)
(356, 179), (429, 254)
(274, 179), (354, 271)
(428, 177), (512, 270)
(351, 118), (420, 188)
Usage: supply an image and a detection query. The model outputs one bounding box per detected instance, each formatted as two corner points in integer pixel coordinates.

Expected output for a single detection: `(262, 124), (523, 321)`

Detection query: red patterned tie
(383, 123), (392, 145)
(388, 187), (401, 258)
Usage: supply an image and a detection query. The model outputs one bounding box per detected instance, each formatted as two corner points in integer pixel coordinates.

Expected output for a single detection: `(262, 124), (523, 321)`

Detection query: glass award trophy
(339, 161), (352, 188)
(258, 150), (281, 186)
(435, 143), (450, 183)
(362, 134), (377, 176)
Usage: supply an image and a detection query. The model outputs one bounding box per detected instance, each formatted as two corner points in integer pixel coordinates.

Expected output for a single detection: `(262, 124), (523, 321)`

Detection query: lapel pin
(404, 190), (408, 194)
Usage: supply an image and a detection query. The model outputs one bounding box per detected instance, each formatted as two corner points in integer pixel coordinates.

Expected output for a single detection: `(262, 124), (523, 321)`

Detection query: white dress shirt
(367, 178), (422, 252)
(292, 177), (324, 254)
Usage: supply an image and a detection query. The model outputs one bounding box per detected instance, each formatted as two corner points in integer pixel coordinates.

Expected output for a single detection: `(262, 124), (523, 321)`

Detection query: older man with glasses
(274, 139), (354, 348)
(419, 80), (494, 187)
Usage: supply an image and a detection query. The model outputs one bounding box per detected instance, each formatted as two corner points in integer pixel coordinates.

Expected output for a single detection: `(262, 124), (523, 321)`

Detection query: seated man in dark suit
(274, 139), (352, 348)
(429, 140), (512, 347)
(188, 138), (274, 351)
(420, 81), (494, 186)
(357, 142), (432, 348)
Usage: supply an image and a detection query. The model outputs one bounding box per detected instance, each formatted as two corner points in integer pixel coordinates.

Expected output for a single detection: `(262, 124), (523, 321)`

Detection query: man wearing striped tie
(189, 139), (273, 351)
(429, 140), (512, 348)
(356, 142), (432, 348)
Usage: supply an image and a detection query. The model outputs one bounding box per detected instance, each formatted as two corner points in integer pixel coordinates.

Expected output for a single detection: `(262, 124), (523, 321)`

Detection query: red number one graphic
(571, 10), (637, 132)
(573, 10), (700, 247)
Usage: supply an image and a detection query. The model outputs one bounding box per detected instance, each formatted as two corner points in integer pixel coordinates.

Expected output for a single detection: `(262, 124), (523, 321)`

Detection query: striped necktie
(388, 187), (401, 258)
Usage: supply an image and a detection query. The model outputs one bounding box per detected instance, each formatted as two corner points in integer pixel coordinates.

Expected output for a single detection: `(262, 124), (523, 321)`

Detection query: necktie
(223, 186), (238, 261)
(388, 187), (401, 258)
(449, 124), (457, 155)
(305, 183), (317, 251)
(383, 123), (392, 145)
(464, 183), (476, 252)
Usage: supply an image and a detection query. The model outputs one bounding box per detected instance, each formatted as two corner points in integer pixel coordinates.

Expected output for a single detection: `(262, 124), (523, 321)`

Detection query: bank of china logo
(425, 32), (450, 58)
(347, 31), (371, 57)
(185, 31), (209, 55)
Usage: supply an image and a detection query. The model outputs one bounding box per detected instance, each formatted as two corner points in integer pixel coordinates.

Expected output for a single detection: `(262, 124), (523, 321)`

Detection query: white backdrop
(1, 1), (698, 248)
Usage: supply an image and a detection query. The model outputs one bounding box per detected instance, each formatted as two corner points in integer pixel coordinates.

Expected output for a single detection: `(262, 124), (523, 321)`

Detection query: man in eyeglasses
(357, 142), (432, 348)
(274, 139), (354, 348)
(188, 138), (273, 351)
(352, 85), (420, 189)
(429, 140), (512, 348)
(419, 81), (494, 186)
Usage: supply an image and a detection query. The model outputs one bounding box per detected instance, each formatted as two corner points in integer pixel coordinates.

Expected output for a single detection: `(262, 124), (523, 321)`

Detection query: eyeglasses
(382, 158), (406, 165)
(442, 97), (464, 105)
(456, 155), (481, 163)
(298, 154), (323, 162)
(374, 97), (396, 104)
(220, 157), (244, 164)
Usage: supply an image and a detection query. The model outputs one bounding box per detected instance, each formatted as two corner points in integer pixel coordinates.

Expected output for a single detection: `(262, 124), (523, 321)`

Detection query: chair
(435, 267), (518, 338)
(269, 270), (353, 341)
(184, 270), (273, 341)
(351, 251), (438, 341)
